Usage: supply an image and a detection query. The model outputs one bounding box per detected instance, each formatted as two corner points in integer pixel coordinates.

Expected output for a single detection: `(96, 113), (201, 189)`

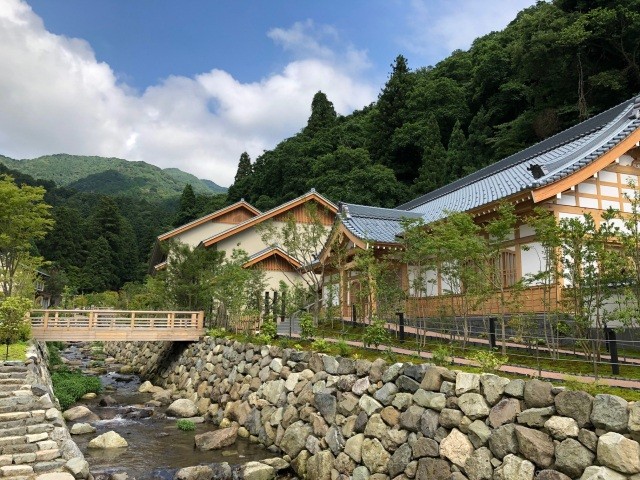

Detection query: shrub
(51, 369), (102, 410)
(311, 338), (330, 353)
(432, 344), (453, 366)
(470, 349), (508, 372)
(336, 339), (351, 357)
(363, 318), (389, 348)
(47, 342), (64, 367)
(299, 312), (316, 341)
(206, 327), (228, 338)
(177, 419), (196, 431)
(260, 316), (277, 341)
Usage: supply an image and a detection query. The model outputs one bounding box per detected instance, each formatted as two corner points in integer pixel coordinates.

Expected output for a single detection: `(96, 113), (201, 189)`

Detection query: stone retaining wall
(105, 338), (640, 480)
(0, 341), (90, 479)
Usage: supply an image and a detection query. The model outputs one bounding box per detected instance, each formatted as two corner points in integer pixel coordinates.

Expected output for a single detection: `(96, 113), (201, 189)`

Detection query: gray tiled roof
(398, 95), (640, 222)
(340, 203), (422, 243)
(340, 95), (640, 244)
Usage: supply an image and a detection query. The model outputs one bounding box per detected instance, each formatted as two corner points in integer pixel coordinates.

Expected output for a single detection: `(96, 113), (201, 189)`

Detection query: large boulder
(555, 438), (595, 478)
(63, 405), (99, 423)
(194, 426), (238, 451)
(458, 393), (490, 419)
(280, 421), (312, 458)
(305, 451), (333, 480)
(456, 372), (480, 395)
(242, 461), (276, 480)
(489, 398), (521, 428)
(70, 423), (96, 435)
(580, 466), (627, 480)
(597, 432), (640, 475)
(514, 425), (554, 468)
(488, 424), (518, 459)
(87, 430), (128, 448)
(591, 395), (629, 432)
(174, 466), (214, 480)
(494, 454), (535, 480)
(439, 428), (474, 469)
(361, 438), (390, 474)
(464, 446), (493, 480)
(544, 416), (579, 440)
(554, 390), (593, 428)
(166, 399), (198, 418)
(523, 379), (554, 408)
(480, 374), (510, 405)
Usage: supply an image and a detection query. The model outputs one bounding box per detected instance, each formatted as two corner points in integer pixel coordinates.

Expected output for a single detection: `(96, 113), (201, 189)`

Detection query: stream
(59, 342), (276, 480)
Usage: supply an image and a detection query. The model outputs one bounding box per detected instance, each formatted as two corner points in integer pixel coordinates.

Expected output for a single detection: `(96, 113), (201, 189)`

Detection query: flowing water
(59, 343), (276, 479)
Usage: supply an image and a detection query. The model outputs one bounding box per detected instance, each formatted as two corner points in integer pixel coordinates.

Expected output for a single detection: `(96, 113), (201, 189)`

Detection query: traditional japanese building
(151, 190), (337, 291)
(321, 95), (640, 320)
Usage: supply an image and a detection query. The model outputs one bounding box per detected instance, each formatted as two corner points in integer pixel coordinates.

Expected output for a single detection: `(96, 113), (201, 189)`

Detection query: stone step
(0, 384), (29, 393)
(0, 411), (47, 430)
(0, 463), (34, 477)
(0, 365), (28, 373)
(0, 372), (28, 380)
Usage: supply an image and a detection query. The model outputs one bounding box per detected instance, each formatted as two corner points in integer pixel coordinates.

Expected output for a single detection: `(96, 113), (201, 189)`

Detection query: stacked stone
(0, 345), (90, 479)
(109, 338), (640, 480)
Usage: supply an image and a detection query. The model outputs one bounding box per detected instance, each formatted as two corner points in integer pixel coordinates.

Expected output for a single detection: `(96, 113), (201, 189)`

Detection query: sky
(0, 0), (537, 187)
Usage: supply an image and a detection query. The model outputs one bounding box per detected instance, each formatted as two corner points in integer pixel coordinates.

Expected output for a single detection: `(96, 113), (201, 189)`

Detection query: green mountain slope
(0, 153), (226, 197)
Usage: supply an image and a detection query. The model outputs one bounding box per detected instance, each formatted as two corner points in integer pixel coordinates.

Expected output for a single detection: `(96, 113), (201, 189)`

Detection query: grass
(176, 419), (196, 431)
(51, 368), (102, 410)
(2, 341), (28, 361)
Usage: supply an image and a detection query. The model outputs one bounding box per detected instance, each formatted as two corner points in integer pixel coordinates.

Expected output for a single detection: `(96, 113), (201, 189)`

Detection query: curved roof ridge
(397, 96), (637, 211)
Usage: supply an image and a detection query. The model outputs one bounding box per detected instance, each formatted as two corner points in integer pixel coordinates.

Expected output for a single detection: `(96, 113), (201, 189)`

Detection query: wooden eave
(317, 221), (367, 265)
(157, 201), (261, 241)
(532, 127), (640, 203)
(243, 248), (302, 269)
(202, 192), (338, 248)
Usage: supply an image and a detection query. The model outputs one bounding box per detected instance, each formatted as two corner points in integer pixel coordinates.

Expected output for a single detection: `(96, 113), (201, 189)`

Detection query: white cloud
(402, 0), (538, 63)
(0, 2), (376, 186)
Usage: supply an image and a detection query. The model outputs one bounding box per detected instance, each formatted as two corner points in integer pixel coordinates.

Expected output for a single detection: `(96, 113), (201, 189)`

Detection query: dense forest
(228, 0), (640, 209)
(4, 0), (640, 298)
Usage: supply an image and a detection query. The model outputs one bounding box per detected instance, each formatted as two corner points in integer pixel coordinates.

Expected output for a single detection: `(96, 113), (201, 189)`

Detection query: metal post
(489, 317), (497, 350)
(351, 304), (357, 326)
(264, 291), (270, 317)
(397, 312), (405, 343)
(280, 292), (286, 323)
(606, 328), (620, 375)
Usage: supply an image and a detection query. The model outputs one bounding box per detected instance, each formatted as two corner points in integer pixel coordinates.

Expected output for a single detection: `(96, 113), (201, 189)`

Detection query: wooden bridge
(28, 309), (205, 341)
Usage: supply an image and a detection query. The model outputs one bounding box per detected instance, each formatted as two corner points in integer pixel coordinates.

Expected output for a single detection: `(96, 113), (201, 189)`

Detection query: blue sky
(0, 0), (536, 186)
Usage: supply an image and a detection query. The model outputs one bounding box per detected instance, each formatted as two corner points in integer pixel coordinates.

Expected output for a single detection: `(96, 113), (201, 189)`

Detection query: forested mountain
(0, 154), (226, 197)
(228, 0), (640, 210)
(0, 161), (225, 296)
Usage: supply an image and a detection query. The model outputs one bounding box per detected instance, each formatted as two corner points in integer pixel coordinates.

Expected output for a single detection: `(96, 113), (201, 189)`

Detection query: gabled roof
(158, 200), (260, 241)
(201, 190), (338, 248)
(398, 95), (640, 222)
(339, 203), (422, 244)
(243, 246), (302, 269)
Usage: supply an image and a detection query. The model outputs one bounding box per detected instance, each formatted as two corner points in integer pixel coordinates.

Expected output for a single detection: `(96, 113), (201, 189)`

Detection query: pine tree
(370, 55), (414, 174)
(227, 153), (254, 203)
(412, 115), (448, 196)
(305, 91), (337, 136)
(173, 184), (197, 227)
(81, 236), (116, 292)
(446, 120), (472, 180)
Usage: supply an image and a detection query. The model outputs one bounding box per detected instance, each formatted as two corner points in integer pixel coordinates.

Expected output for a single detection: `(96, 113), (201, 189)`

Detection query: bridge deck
(29, 309), (205, 342)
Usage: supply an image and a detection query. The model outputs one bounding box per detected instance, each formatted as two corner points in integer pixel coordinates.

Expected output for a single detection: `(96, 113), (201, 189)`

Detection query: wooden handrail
(28, 309), (206, 341)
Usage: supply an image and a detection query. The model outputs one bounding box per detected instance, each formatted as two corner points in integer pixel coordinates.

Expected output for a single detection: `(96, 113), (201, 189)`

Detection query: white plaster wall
(173, 222), (232, 249)
(520, 241), (545, 285)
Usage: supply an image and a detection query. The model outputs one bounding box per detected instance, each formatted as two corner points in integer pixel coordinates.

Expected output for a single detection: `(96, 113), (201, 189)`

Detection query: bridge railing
(28, 309), (205, 341)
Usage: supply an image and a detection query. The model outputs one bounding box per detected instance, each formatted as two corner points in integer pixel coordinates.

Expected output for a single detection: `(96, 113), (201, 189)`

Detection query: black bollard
(606, 327), (620, 375)
(397, 312), (405, 343)
(489, 317), (497, 350)
(351, 304), (357, 326)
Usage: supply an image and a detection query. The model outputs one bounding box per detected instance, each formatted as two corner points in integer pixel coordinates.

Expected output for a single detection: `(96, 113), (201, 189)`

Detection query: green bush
(47, 342), (64, 367)
(363, 318), (389, 348)
(470, 349), (508, 372)
(51, 369), (102, 410)
(206, 327), (228, 338)
(176, 419), (196, 431)
(432, 344), (453, 366)
(311, 338), (330, 353)
(299, 312), (316, 341)
(260, 316), (277, 341)
(336, 339), (351, 357)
